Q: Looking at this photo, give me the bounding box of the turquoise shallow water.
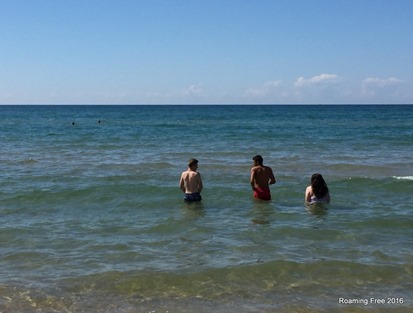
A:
[0,105,412,312]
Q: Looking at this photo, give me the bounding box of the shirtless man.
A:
[179,158,203,202]
[250,155,276,201]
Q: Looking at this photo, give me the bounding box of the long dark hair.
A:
[311,173,329,198]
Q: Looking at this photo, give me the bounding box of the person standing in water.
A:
[250,155,276,201]
[179,158,203,202]
[305,173,330,203]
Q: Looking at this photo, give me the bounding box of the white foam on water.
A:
[393,176,413,180]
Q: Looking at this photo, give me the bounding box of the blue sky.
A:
[1,0,412,104]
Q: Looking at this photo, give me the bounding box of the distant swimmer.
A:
[305,173,330,203]
[72,122,75,126]
[250,155,276,201]
[179,158,203,202]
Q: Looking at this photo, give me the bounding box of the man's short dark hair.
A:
[188,158,199,168]
[253,155,263,165]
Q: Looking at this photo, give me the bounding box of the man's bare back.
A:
[180,170,202,193]
[250,165,275,189]
[179,159,203,202]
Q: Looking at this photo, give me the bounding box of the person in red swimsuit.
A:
[250,155,276,201]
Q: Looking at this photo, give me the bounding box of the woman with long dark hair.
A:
[305,173,330,203]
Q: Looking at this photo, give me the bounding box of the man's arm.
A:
[179,173,186,193]
[197,173,203,193]
[269,168,276,185]
[250,168,256,190]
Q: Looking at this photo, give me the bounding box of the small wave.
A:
[20,158,37,164]
[392,176,413,180]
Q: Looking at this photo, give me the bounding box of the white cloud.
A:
[181,84,203,96]
[245,80,281,97]
[361,77,404,98]
[290,73,343,103]
[294,73,339,88]
[362,77,403,89]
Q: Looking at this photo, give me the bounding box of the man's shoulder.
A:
[252,165,268,171]
[186,170,199,176]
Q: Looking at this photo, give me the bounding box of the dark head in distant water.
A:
[311,173,329,198]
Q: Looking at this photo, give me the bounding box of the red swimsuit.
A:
[253,187,271,201]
